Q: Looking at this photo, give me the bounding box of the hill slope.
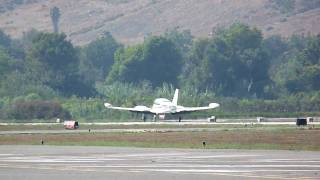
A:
[0,0,319,45]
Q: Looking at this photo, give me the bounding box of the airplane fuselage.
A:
[150,98,177,114]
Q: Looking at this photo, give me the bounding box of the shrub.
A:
[9,100,71,120]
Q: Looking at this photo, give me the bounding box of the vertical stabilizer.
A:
[172,89,179,106]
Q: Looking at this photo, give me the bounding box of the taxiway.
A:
[0,145,319,180]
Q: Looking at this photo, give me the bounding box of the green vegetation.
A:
[107,36,182,86]
[0,24,320,122]
[1,128,319,151]
[8,100,70,120]
[80,32,121,85]
[181,24,269,98]
[50,7,61,33]
[271,0,296,14]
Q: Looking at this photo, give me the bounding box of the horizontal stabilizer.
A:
[104,103,112,107]
[209,103,220,108]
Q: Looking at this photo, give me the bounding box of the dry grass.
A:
[1,128,320,150]
[0,0,319,45]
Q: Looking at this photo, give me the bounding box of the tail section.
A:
[172,89,179,106]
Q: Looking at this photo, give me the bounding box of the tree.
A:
[143,36,183,86]
[50,7,61,33]
[179,38,211,88]
[273,34,320,94]
[164,28,193,58]
[107,44,144,84]
[262,35,288,60]
[26,33,83,96]
[9,100,71,120]
[0,47,13,84]
[182,24,270,98]
[18,29,40,50]
[7,29,41,60]
[107,36,182,87]
[80,32,121,84]
[296,35,320,91]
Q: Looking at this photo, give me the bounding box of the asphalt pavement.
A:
[0,145,319,180]
[1,120,319,135]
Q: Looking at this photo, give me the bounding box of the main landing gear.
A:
[142,114,146,122]
[151,114,182,122]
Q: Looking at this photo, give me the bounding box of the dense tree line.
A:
[107,36,182,86]
[181,24,270,98]
[0,23,320,121]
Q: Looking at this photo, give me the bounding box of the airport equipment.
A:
[307,117,314,123]
[208,116,216,122]
[64,121,79,129]
[257,117,265,123]
[296,118,307,126]
[202,141,206,148]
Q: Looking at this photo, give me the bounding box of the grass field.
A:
[1,124,319,151]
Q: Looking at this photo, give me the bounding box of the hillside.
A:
[0,0,319,45]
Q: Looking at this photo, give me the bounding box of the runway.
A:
[1,120,320,135]
[0,146,319,180]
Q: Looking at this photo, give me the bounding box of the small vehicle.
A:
[63,121,79,129]
[208,116,216,122]
[296,118,307,126]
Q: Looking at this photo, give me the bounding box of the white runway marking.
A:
[256,159,320,163]
[0,150,319,180]
[132,168,320,173]
[134,165,317,168]
[183,154,261,158]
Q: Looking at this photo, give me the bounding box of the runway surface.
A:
[1,121,319,135]
[0,146,319,180]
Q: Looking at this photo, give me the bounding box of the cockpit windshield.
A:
[153,98,171,105]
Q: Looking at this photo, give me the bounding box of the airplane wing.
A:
[175,103,220,113]
[104,103,152,114]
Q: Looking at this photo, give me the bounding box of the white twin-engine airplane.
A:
[104,89,220,120]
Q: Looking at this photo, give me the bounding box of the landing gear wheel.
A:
[142,114,146,122]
